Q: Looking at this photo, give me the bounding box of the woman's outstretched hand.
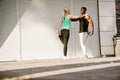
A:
[56,28,61,35]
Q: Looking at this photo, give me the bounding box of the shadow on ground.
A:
[0,60,120,80]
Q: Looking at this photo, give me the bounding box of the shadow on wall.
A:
[0,0,32,48]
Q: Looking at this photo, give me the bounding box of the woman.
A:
[56,8,83,60]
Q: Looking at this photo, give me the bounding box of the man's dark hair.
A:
[81,7,87,11]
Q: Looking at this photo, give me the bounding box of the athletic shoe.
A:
[62,56,70,60]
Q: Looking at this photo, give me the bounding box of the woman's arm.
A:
[56,17,63,35]
[68,15,83,20]
[56,20,63,30]
[56,16,63,30]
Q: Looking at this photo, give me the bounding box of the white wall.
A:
[20,0,71,60]
[70,0,100,58]
[99,0,116,55]
[0,0,100,61]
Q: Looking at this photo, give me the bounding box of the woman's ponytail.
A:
[63,8,68,20]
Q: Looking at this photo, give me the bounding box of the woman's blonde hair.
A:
[62,8,69,20]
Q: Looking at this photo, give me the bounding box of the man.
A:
[72,7,94,59]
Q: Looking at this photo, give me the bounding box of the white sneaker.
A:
[62,56,70,60]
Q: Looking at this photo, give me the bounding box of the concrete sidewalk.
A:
[0,57,120,80]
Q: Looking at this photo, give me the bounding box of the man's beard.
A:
[81,12,85,15]
[81,13,84,15]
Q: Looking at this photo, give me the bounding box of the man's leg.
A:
[79,32,88,58]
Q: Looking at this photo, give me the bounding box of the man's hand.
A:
[88,30,94,36]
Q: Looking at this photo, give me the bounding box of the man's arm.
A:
[70,18,79,22]
[86,15,94,35]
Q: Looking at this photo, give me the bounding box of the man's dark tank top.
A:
[79,17,89,33]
